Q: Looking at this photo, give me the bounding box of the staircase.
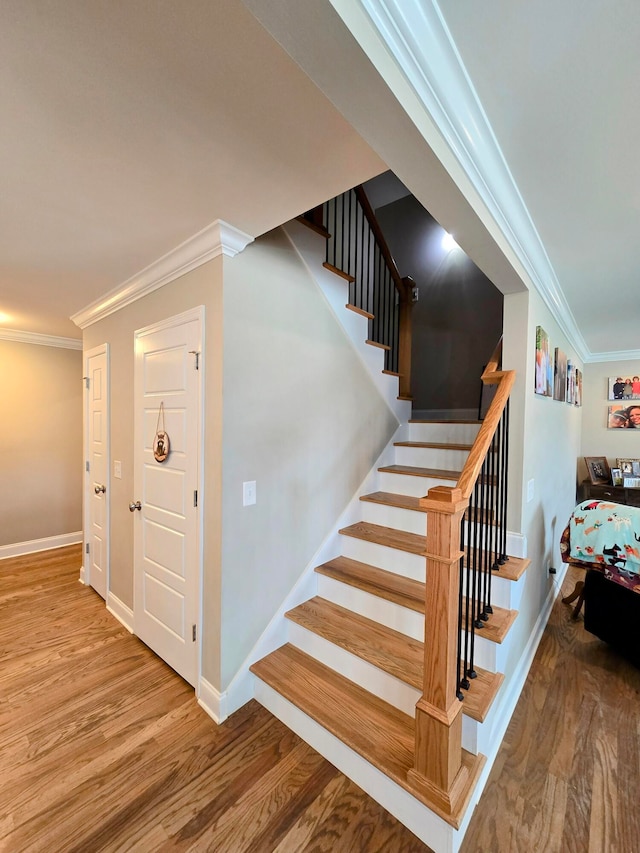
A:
[251,419,529,852]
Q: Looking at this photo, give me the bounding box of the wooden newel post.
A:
[408,484,469,813]
[398,276,415,400]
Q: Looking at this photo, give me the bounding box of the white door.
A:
[133,308,203,687]
[85,344,109,600]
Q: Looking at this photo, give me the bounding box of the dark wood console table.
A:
[578,480,640,508]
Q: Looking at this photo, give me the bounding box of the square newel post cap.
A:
[419,486,468,515]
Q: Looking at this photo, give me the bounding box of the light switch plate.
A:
[243,480,256,506]
[114,460,122,479]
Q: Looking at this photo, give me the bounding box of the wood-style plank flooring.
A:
[2,550,639,851]
[0,546,426,852]
[460,564,640,853]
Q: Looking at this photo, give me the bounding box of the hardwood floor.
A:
[2,550,639,852]
[460,564,640,853]
[0,546,427,852]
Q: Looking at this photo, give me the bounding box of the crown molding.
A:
[583,348,640,365]
[0,329,82,350]
[71,219,254,330]
[337,0,589,361]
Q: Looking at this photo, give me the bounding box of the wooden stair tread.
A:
[467,603,518,644]
[493,555,530,582]
[360,491,427,513]
[378,464,461,481]
[250,644,483,827]
[322,261,355,283]
[285,597,503,722]
[295,215,330,239]
[365,339,391,351]
[382,369,401,377]
[339,521,425,555]
[394,440,474,451]
[315,556,424,612]
[286,597,423,689]
[317,552,518,645]
[345,303,374,320]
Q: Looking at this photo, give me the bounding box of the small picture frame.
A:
[611,467,623,486]
[584,456,611,485]
[617,458,640,476]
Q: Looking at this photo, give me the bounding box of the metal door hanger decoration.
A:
[153,402,170,463]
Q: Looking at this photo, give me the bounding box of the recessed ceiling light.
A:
[441,232,459,252]
[0,312,11,324]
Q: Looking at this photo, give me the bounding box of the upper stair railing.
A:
[302,187,416,399]
[409,338,515,818]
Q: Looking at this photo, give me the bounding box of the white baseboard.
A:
[505,531,527,559]
[0,530,82,560]
[106,592,134,633]
[79,564,87,584]
[198,676,228,725]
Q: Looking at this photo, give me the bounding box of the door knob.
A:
[94,484,106,494]
[129,501,142,512]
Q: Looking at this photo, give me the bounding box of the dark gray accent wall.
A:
[376,194,503,413]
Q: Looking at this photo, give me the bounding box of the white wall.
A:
[580,358,640,483]
[0,341,82,548]
[502,288,583,676]
[220,228,399,688]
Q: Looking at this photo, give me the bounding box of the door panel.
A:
[133,311,202,687]
[86,346,109,600]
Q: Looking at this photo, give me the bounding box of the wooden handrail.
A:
[354,186,406,296]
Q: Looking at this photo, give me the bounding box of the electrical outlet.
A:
[243,481,256,506]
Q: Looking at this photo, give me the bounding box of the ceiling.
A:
[0,0,384,339]
[1,0,637,360]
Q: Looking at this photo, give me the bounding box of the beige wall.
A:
[220,228,399,688]
[0,340,82,547]
[83,259,224,685]
[580,358,640,483]
[503,288,583,676]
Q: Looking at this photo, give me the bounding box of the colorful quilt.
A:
[560,500,640,593]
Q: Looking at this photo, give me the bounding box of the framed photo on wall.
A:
[609,376,640,401]
[584,456,611,485]
[535,326,553,397]
[554,347,567,402]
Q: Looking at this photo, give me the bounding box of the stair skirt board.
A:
[254,679,463,853]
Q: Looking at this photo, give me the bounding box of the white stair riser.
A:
[288,622,420,718]
[394,446,470,470]
[460,570,517,611]
[408,422,480,443]
[359,500,427,536]
[317,574,424,639]
[287,622,481,756]
[253,680,457,853]
[378,472,452,497]
[340,536,425,581]
[317,575,503,672]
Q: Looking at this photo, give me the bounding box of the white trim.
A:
[0,531,82,560]
[197,677,228,725]
[584,348,640,364]
[79,564,86,584]
[505,532,526,560]
[331,0,590,362]
[107,592,134,633]
[71,220,253,329]
[0,329,82,350]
